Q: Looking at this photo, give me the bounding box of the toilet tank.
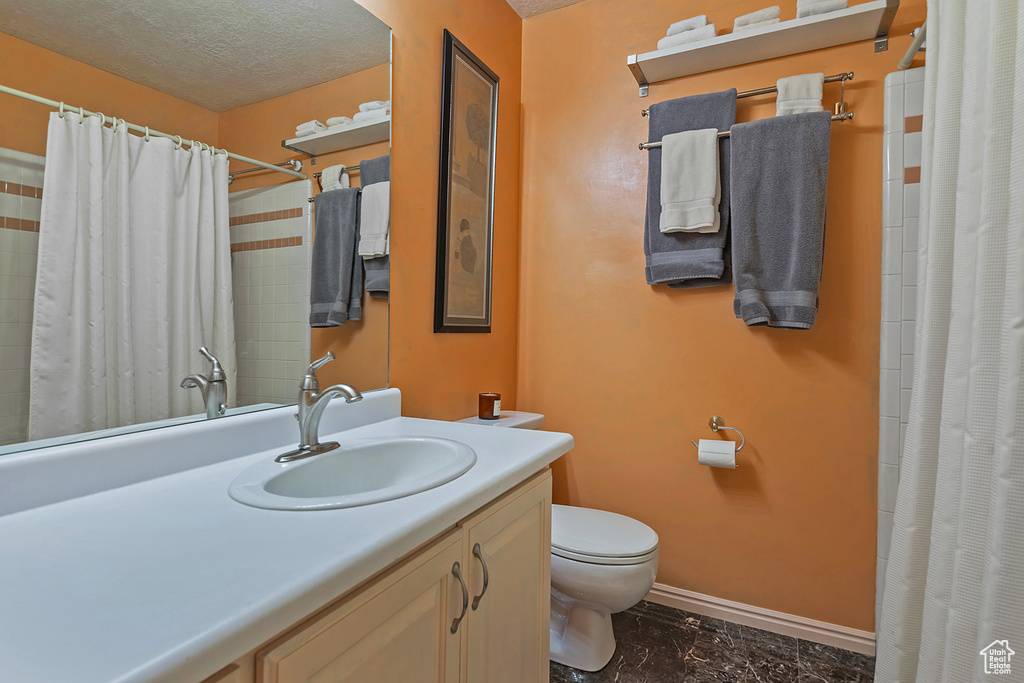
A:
[455,411,545,430]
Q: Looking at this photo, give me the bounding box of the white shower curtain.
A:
[28,112,236,440]
[875,0,1024,680]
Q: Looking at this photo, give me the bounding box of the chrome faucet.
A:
[276,351,363,463]
[180,347,228,419]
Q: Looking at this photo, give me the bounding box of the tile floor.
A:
[549,601,875,682]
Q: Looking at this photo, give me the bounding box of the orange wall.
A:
[0,33,218,156]
[358,0,524,420]
[519,0,925,630]
[218,64,393,392]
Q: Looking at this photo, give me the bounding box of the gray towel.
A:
[360,154,391,298]
[729,111,831,329]
[644,89,737,288]
[310,188,363,326]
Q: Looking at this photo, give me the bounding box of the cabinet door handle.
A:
[450,561,469,634]
[471,543,489,610]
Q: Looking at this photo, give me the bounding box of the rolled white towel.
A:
[796,0,847,18]
[735,17,780,31]
[776,73,825,116]
[353,108,390,123]
[734,6,781,28]
[657,23,716,50]
[295,119,326,133]
[295,126,325,138]
[322,173,350,191]
[358,100,390,113]
[326,116,354,127]
[666,15,707,37]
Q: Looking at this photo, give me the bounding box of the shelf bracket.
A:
[627,55,650,98]
[874,0,900,52]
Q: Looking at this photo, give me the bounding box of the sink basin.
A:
[229,436,477,511]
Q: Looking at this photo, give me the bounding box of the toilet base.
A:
[549,593,616,672]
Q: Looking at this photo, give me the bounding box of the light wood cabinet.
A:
[245,470,552,683]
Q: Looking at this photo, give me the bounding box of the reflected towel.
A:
[327,116,354,127]
[353,108,390,124]
[310,188,362,326]
[360,155,391,297]
[358,100,390,113]
[358,181,390,258]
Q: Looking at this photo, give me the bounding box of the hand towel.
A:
[319,164,350,191]
[295,127,323,138]
[736,18,781,30]
[358,181,390,258]
[644,89,737,288]
[353,108,390,124]
[358,100,390,113]
[660,128,721,233]
[729,111,831,329]
[327,116,354,127]
[310,188,363,327]
[666,15,707,36]
[734,6,781,28]
[360,155,391,297]
[320,172,349,191]
[796,0,847,17]
[295,120,326,133]
[776,73,825,116]
[657,24,717,50]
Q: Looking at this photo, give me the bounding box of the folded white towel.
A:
[295,120,326,132]
[326,116,354,127]
[358,100,390,113]
[295,127,325,138]
[322,173,349,191]
[353,108,390,124]
[796,0,847,17]
[735,17,781,30]
[734,6,781,27]
[660,128,721,234]
[776,73,825,116]
[320,164,351,191]
[657,24,717,50]
[666,15,707,36]
[358,181,391,258]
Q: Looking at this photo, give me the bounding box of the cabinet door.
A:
[258,529,465,683]
[461,470,552,683]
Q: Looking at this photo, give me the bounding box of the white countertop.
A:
[0,393,573,683]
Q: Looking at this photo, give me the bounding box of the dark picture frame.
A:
[433,29,498,333]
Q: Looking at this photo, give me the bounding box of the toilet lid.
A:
[551,505,659,560]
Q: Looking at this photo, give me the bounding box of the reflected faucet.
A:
[276,351,363,463]
[180,347,228,419]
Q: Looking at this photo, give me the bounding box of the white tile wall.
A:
[0,148,43,447]
[877,68,925,629]
[229,181,312,406]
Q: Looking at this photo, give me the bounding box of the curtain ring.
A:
[174,135,183,149]
[144,126,151,142]
[94,112,106,127]
[78,105,85,122]
[58,102,65,118]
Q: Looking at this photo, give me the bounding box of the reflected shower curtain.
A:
[875,0,1024,680]
[28,112,236,440]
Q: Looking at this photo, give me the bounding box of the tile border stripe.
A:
[0,216,41,233]
[230,235,303,253]
[229,207,304,227]
[1,181,43,199]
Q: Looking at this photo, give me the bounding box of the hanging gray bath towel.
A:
[310,187,363,326]
[729,111,831,329]
[644,89,737,288]
[360,154,390,299]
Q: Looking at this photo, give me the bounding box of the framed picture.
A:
[434,29,498,333]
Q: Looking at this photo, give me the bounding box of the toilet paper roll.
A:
[698,439,736,468]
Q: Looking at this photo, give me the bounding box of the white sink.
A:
[228,436,477,511]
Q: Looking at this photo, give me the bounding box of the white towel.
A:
[735,18,781,31]
[295,126,326,138]
[295,120,326,133]
[358,181,390,258]
[796,0,847,18]
[666,15,707,36]
[776,73,825,116]
[322,173,349,191]
[734,6,781,28]
[660,128,721,234]
[358,100,390,113]
[657,24,717,50]
[353,108,390,124]
[320,164,351,191]
[327,116,354,127]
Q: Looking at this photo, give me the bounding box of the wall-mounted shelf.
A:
[281,116,390,158]
[627,0,898,96]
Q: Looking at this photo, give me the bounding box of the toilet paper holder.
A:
[690,416,745,451]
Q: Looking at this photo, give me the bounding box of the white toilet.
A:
[456,411,660,672]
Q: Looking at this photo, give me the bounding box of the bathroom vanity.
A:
[0,389,573,683]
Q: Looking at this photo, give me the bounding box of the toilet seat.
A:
[551,505,659,566]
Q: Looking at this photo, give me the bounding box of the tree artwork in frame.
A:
[434,29,498,333]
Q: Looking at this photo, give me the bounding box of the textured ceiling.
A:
[0,0,390,112]
[504,0,588,18]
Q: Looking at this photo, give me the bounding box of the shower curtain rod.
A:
[0,83,308,180]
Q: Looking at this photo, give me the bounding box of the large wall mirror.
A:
[0,1,391,456]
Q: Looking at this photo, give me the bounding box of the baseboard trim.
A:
[644,583,876,656]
